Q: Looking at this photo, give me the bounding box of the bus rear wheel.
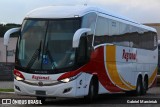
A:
[142,77,148,95]
[135,77,143,96]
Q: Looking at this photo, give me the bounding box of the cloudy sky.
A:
[0,0,160,24]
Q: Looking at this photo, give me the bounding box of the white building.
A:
[0,37,17,63]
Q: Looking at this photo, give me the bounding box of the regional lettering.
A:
[122,49,137,62]
[32,75,50,80]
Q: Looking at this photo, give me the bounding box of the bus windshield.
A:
[17,18,81,70]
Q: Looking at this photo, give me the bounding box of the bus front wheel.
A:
[84,77,98,103]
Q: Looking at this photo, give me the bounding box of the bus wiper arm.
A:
[26,41,42,69]
[45,42,57,69]
[46,50,57,69]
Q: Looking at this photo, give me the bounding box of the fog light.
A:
[15,85,21,91]
[63,88,72,93]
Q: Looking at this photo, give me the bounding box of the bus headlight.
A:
[60,78,70,83]
[60,73,82,83]
[14,69,25,81]
[15,76,24,81]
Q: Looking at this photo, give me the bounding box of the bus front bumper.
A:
[14,79,77,98]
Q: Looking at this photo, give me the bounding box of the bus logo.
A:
[32,75,50,80]
[38,81,44,86]
[122,49,137,62]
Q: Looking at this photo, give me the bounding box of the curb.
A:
[0,92,15,94]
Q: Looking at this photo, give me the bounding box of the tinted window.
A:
[94,16,157,50]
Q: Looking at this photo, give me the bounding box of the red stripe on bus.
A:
[58,46,122,92]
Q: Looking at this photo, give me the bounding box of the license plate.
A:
[36,90,46,95]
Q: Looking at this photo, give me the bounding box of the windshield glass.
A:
[18,18,81,70]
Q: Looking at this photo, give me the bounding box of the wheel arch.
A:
[85,74,99,96]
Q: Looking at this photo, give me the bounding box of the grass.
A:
[0,89,14,92]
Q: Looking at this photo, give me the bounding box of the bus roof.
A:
[25,5,156,32]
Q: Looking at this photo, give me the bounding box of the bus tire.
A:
[84,77,98,103]
[142,76,148,95]
[37,97,46,104]
[135,76,143,96]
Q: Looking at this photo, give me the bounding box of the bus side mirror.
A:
[4,27,20,46]
[72,28,91,48]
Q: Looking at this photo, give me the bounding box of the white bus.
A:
[4,5,158,103]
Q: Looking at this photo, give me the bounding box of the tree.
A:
[0,23,21,37]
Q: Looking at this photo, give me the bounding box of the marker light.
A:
[74,15,79,18]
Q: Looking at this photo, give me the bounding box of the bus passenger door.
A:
[75,37,89,96]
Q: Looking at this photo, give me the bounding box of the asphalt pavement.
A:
[0,86,160,107]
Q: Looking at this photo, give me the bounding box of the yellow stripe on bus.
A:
[149,67,157,86]
[106,45,133,90]
[119,74,136,89]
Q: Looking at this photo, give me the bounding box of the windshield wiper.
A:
[45,42,57,69]
[26,40,42,69]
